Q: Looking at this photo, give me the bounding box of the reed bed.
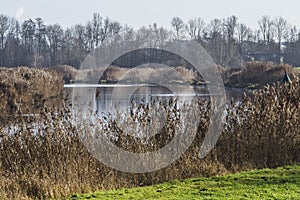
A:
[0,65,300,199]
[223,61,300,88]
[0,67,64,123]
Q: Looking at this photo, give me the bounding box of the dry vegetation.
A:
[0,67,64,123]
[55,62,300,89]
[222,61,300,88]
[0,63,300,199]
[54,65,199,84]
[52,65,78,84]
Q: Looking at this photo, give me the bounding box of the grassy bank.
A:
[67,165,300,200]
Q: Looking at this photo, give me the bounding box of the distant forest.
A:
[1,13,300,68]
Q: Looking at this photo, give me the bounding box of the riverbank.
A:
[67,165,300,200]
[55,61,300,89]
[1,63,300,199]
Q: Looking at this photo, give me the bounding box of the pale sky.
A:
[1,0,300,30]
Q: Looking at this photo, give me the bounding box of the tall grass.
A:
[0,64,300,199]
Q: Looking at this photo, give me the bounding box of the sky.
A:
[1,0,300,30]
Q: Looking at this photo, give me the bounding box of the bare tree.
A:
[3,12,300,68]
[224,15,237,41]
[138,24,157,48]
[287,25,298,43]
[4,18,22,66]
[158,26,171,47]
[109,21,122,36]
[108,21,122,45]
[209,18,223,39]
[186,17,205,42]
[273,17,289,47]
[61,28,76,66]
[33,18,47,67]
[0,14,9,65]
[206,19,225,66]
[92,13,102,47]
[151,23,159,48]
[135,23,170,48]
[258,15,273,44]
[100,17,110,44]
[121,25,137,49]
[171,17,185,42]
[136,26,151,47]
[35,18,46,57]
[272,17,290,63]
[21,18,36,66]
[85,21,94,51]
[237,23,250,43]
[46,24,63,66]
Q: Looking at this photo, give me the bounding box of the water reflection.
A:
[66,84,250,115]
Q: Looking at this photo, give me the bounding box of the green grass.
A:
[65,165,300,200]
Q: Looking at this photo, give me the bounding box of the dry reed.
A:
[0,64,300,199]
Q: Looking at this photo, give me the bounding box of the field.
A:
[67,165,300,200]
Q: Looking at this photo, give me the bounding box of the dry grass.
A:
[0,65,300,199]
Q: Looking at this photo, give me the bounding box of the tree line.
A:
[1,13,300,68]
